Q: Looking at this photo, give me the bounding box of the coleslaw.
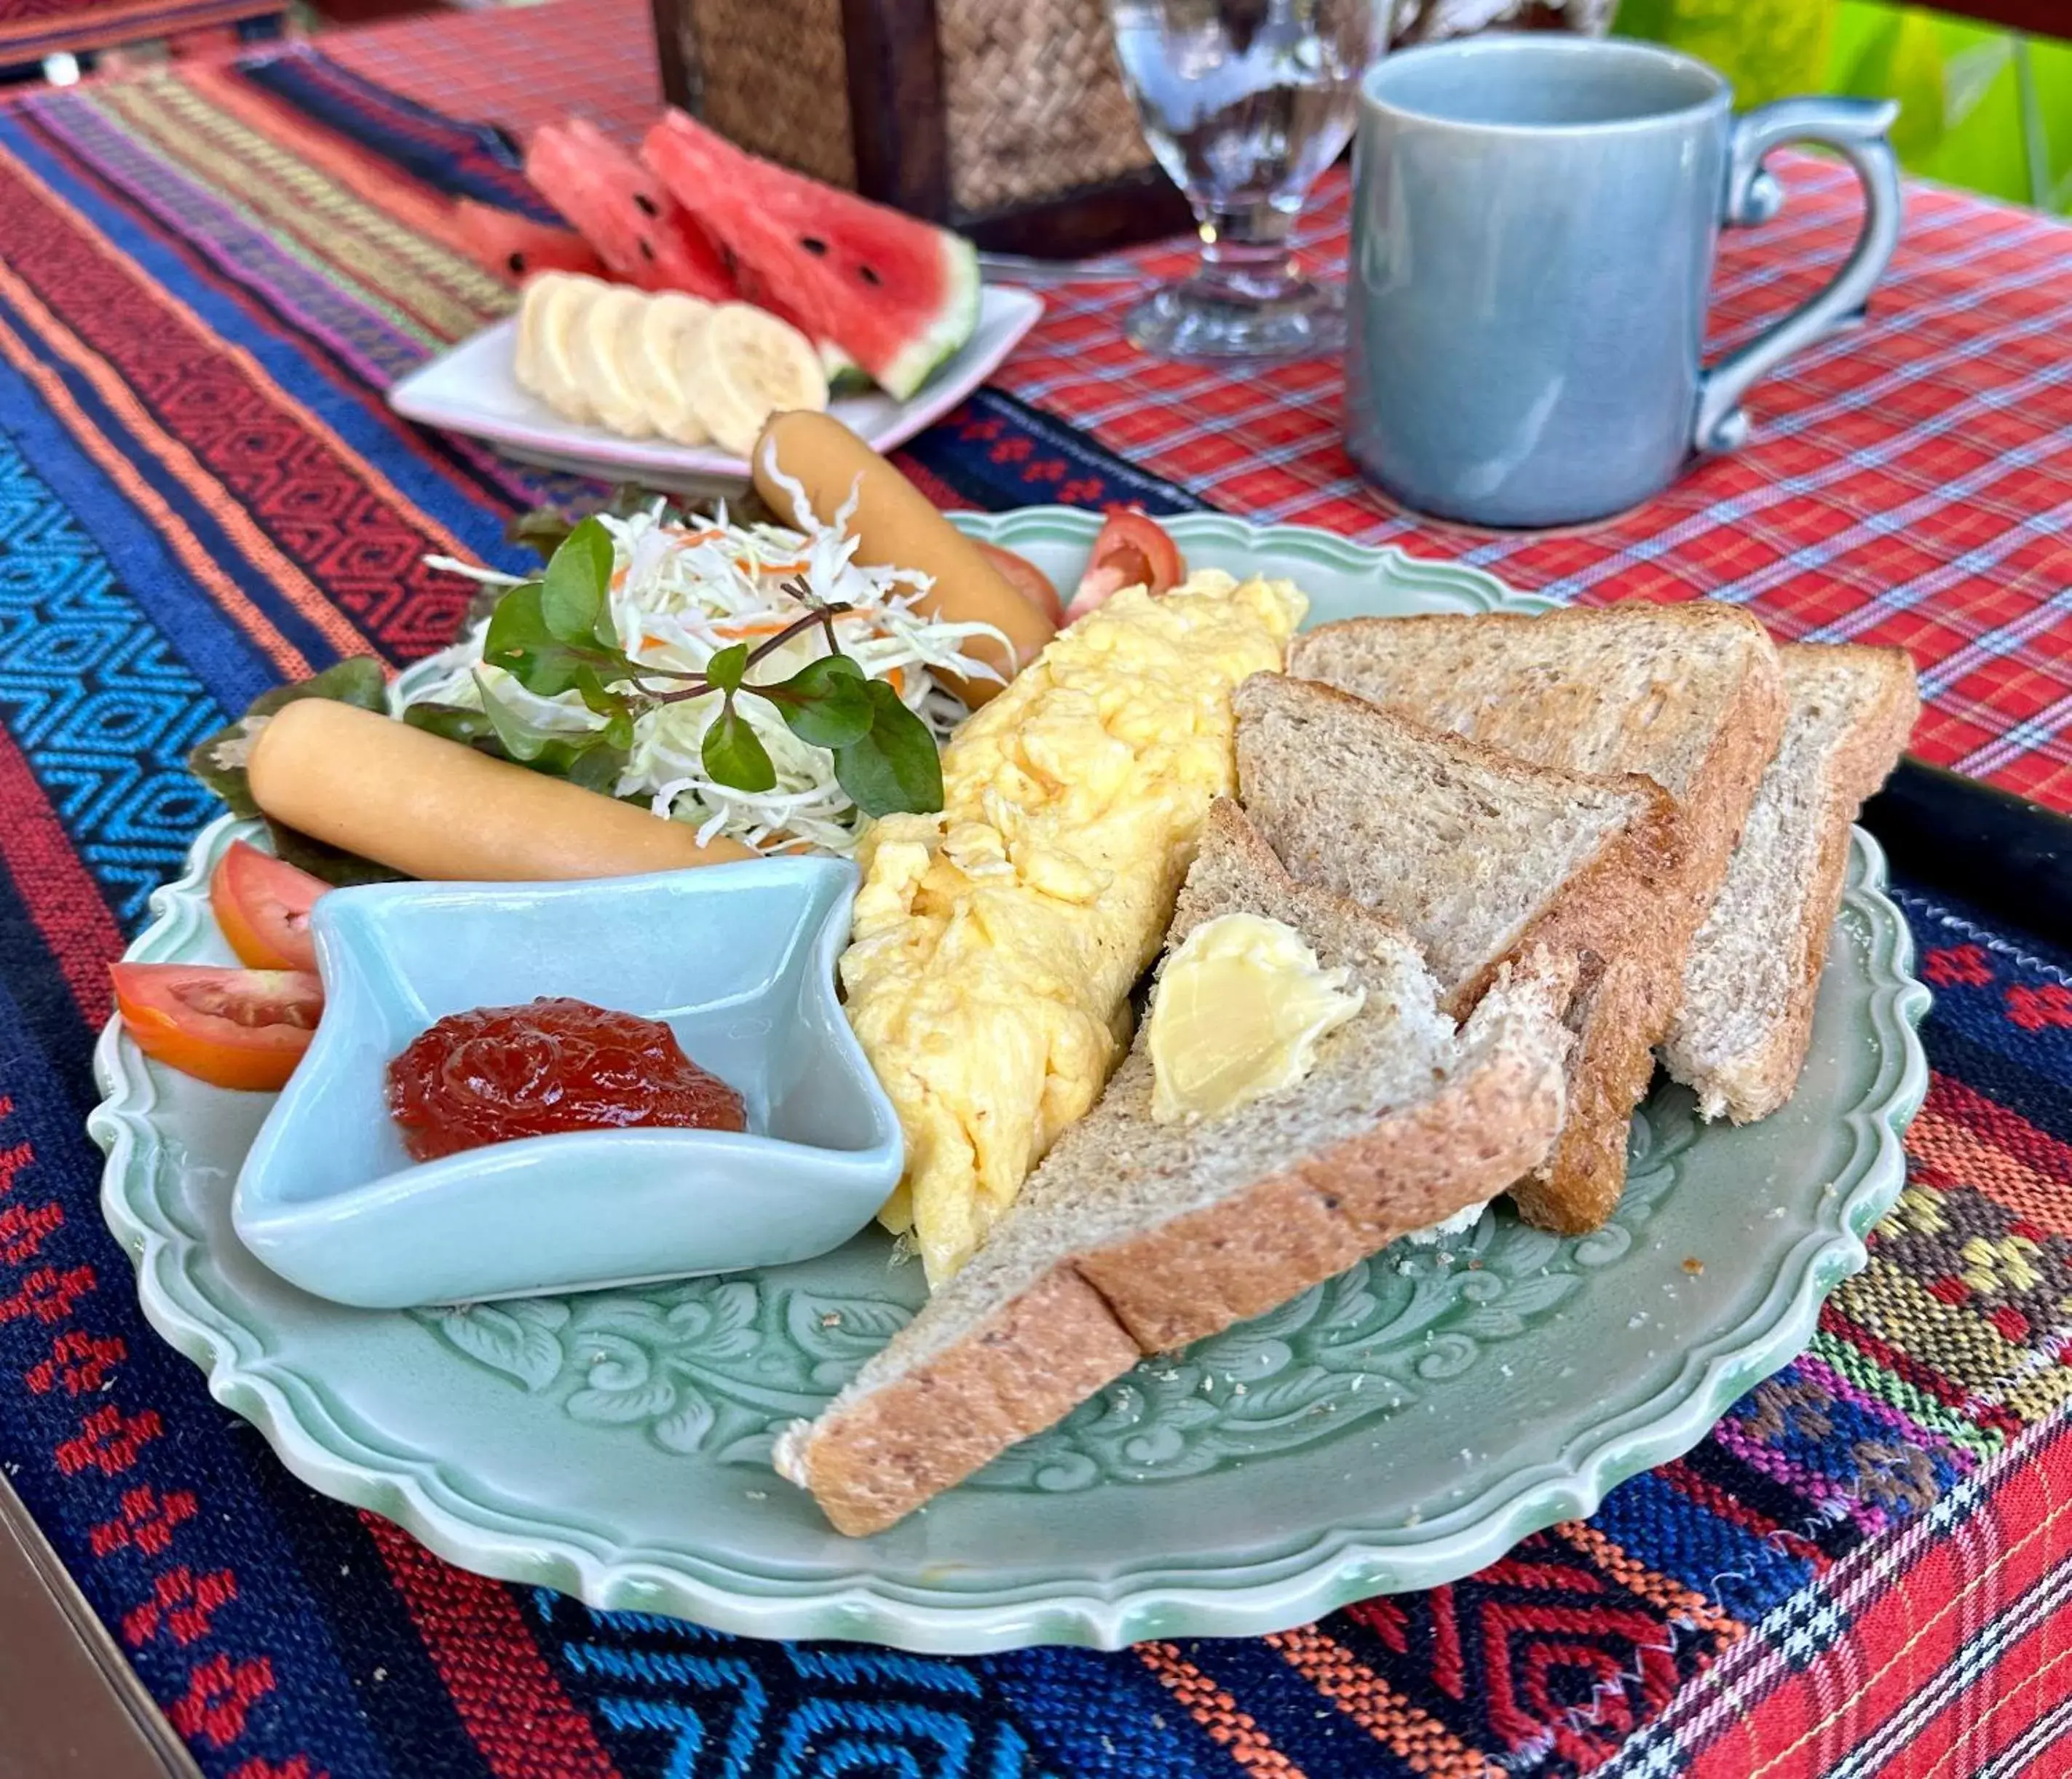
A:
[416,491,1007,855]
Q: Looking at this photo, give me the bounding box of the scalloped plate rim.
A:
[90,508,1931,1652]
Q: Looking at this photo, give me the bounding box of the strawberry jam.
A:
[387,997,746,1162]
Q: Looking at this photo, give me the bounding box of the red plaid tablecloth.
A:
[0,0,274,62]
[333,0,2072,815]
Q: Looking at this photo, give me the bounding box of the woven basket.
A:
[655,0,1188,255]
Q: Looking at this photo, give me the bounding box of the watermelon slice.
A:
[451,200,605,281]
[524,119,738,303]
[641,111,980,403]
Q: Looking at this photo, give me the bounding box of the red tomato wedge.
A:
[976,542,1064,627]
[1064,510,1187,622]
[111,964,323,1093]
[210,841,327,973]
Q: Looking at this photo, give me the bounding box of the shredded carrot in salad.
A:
[414,493,1006,857]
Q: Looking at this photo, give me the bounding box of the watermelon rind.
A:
[640,112,983,405]
[871,231,981,403]
[819,340,872,396]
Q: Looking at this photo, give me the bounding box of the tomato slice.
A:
[1065,510,1187,622]
[976,542,1064,627]
[210,840,326,972]
[111,964,323,1092]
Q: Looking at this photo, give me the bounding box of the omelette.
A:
[839,569,1308,1283]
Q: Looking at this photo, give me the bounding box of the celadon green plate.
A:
[90,510,1931,1653]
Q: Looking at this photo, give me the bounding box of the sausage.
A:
[753,411,1055,702]
[247,700,756,881]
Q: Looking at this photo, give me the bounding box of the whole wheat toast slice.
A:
[1286,601,1785,995]
[775,801,1573,1537]
[1234,673,1683,1234]
[1662,644,1918,1121]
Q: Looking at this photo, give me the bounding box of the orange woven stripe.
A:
[0,136,489,574]
[0,304,313,679]
[1134,1641,1307,1779]
[181,63,484,252]
[1907,1104,2072,1240]
[1265,1624,1502,1778]
[1551,1521,1741,1639]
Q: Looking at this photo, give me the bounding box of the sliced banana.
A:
[570,285,654,437]
[530,274,605,424]
[636,292,712,444]
[684,302,829,459]
[513,274,557,395]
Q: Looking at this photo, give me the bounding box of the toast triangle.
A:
[1663,643,1918,1120]
[1286,601,1786,994]
[775,801,1573,1536]
[1233,672,1684,1233]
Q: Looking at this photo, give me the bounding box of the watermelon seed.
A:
[507,252,526,275]
[639,239,655,261]
[800,236,829,257]
[633,193,658,217]
[858,264,883,287]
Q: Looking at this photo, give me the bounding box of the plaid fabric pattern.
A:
[0,19,2067,1779]
[320,0,663,148]
[0,0,276,63]
[332,0,2072,815]
[993,167,2072,813]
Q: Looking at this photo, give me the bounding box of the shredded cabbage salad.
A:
[416,488,1006,855]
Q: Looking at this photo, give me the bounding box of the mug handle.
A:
[1692,98,1903,455]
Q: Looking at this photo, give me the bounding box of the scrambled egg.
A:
[839,571,1308,1283]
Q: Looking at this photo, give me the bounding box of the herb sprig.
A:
[406,518,944,818]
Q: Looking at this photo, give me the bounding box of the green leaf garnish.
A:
[769,654,871,749]
[483,583,588,699]
[454,563,946,822]
[557,742,626,796]
[478,675,584,764]
[703,642,750,694]
[401,701,498,748]
[540,518,612,644]
[833,681,944,817]
[701,700,776,793]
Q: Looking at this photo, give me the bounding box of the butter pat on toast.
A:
[775,802,1573,1537]
[1662,644,1918,1121]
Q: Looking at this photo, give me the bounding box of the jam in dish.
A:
[387,997,746,1162]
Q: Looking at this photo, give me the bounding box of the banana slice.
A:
[636,293,712,445]
[571,285,654,437]
[513,274,557,395]
[530,274,605,424]
[685,302,829,459]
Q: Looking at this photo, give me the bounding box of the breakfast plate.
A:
[92,510,1929,1652]
[387,285,1043,491]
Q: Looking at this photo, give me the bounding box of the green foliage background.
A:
[1615,1,2072,211]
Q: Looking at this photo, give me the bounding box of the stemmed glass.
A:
[1105,0,1392,360]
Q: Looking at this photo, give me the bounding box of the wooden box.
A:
[648,0,1194,257]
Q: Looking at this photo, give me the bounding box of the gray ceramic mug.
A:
[1344,35,1902,528]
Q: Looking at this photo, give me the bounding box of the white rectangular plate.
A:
[386,284,1043,490]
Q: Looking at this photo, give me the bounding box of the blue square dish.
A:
[232,858,901,1309]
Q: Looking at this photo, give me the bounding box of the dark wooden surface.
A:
[963,167,1194,259]
[0,1473,195,1779]
[1861,755,2072,942]
[649,0,691,110]
[1917,0,2072,39]
[838,0,952,220]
